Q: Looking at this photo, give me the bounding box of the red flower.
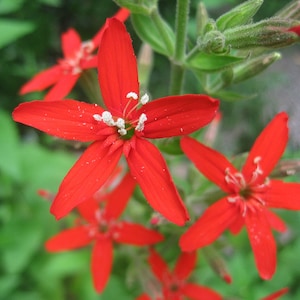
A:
[13,18,219,225]
[180,112,300,279]
[142,248,222,300]
[19,8,130,101]
[45,172,163,293]
[261,288,289,300]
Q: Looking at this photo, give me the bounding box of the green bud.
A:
[224,18,300,49]
[232,52,281,84]
[113,0,157,15]
[196,2,209,36]
[216,0,263,31]
[199,30,226,53]
[275,0,300,20]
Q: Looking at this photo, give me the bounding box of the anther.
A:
[136,113,147,131]
[126,92,138,100]
[140,93,149,105]
[93,114,102,121]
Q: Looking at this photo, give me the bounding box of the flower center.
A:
[92,91,149,139]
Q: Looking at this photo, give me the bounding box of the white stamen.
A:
[227,196,238,203]
[115,118,125,128]
[140,93,149,105]
[126,92,138,100]
[102,111,115,126]
[93,114,102,121]
[118,128,127,136]
[136,113,147,131]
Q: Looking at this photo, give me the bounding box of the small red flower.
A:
[13,18,219,225]
[180,112,300,279]
[141,248,222,300]
[45,172,163,293]
[19,8,130,100]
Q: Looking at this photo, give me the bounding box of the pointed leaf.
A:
[242,112,288,184]
[180,197,238,251]
[245,208,277,280]
[126,138,189,226]
[91,238,113,293]
[50,141,122,219]
[12,100,109,142]
[181,136,237,193]
[98,18,139,115]
[45,226,92,251]
[141,95,219,138]
[114,222,163,245]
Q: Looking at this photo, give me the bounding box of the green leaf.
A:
[186,52,245,72]
[0,19,35,48]
[158,137,183,155]
[0,275,19,299]
[211,90,256,102]
[38,0,62,7]
[113,0,157,15]
[0,110,21,181]
[99,275,131,300]
[131,13,175,56]
[0,0,24,14]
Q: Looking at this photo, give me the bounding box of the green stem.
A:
[169,0,190,94]
[150,8,174,56]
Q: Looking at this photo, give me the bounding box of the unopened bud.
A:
[138,43,153,89]
[275,0,300,20]
[271,159,300,178]
[232,52,281,84]
[199,30,226,53]
[216,0,263,31]
[224,18,300,49]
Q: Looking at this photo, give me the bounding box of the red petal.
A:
[245,208,277,280]
[288,25,300,35]
[135,294,151,300]
[114,222,164,245]
[92,8,130,49]
[12,100,109,142]
[19,65,62,95]
[174,251,197,281]
[91,238,113,293]
[242,112,288,184]
[264,209,287,233]
[182,283,222,300]
[105,172,136,220]
[98,18,139,115]
[44,73,80,100]
[181,136,237,193]
[76,197,99,223]
[228,215,244,234]
[81,55,98,69]
[266,180,300,210]
[50,141,122,219]
[180,197,238,251]
[61,28,82,59]
[126,138,189,226]
[141,95,219,138]
[45,226,92,251]
[261,287,289,300]
[148,248,170,283]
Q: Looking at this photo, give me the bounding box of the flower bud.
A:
[216,0,263,31]
[232,52,281,84]
[224,18,300,49]
[113,0,157,15]
[199,30,226,53]
[138,43,153,89]
[275,0,300,20]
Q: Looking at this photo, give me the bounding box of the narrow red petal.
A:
[44,73,80,100]
[19,65,62,95]
[174,251,197,281]
[261,287,289,300]
[12,100,109,142]
[135,294,151,300]
[141,95,219,138]
[92,8,130,49]
[242,112,288,184]
[45,226,92,251]
[228,215,244,234]
[148,248,170,283]
[180,197,238,251]
[267,180,300,210]
[81,55,98,69]
[126,138,189,226]
[288,25,300,35]
[182,283,222,300]
[91,238,113,293]
[114,222,164,245]
[181,136,237,193]
[98,18,139,115]
[105,172,136,220]
[76,197,99,223]
[61,28,82,59]
[245,208,277,280]
[50,141,122,219]
[264,209,287,233]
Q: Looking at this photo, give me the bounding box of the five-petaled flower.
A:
[19,8,130,100]
[180,112,300,279]
[137,248,222,300]
[45,172,163,293]
[13,18,219,225]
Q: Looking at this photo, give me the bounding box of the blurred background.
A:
[1,0,300,299]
